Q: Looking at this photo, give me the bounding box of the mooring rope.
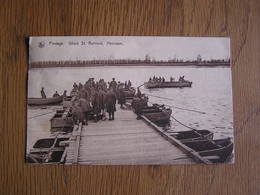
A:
[146,99,202,131]
[170,115,198,131]
[147,99,206,115]
[140,88,207,114]
[169,105,205,114]
[140,90,177,101]
[170,115,218,144]
[28,111,55,119]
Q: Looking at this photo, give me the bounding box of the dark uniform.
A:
[99,89,106,110]
[109,78,117,92]
[71,101,85,124]
[53,91,60,97]
[78,82,83,90]
[99,79,107,91]
[92,89,101,121]
[128,80,132,87]
[80,97,92,123]
[99,89,107,119]
[73,82,78,90]
[136,88,142,98]
[41,88,46,98]
[118,88,126,108]
[105,90,116,120]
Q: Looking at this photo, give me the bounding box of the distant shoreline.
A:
[30,62,230,68]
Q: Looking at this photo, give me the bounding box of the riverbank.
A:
[30,62,230,68]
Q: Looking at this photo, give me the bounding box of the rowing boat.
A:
[123,87,136,98]
[28,95,64,106]
[140,104,165,113]
[182,137,233,163]
[144,80,192,89]
[63,96,73,108]
[170,130,214,142]
[26,135,70,164]
[131,96,149,110]
[50,109,74,132]
[142,108,172,124]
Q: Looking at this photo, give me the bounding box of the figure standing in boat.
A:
[41,87,46,98]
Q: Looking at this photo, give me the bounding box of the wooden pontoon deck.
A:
[65,106,196,165]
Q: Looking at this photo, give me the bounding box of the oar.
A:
[137,83,145,88]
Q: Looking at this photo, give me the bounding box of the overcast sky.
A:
[29,36,230,63]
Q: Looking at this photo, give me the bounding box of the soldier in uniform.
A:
[92,86,101,122]
[53,91,60,97]
[162,77,165,82]
[117,88,126,109]
[99,87,107,120]
[136,87,142,98]
[73,82,78,90]
[78,97,92,125]
[71,99,85,125]
[128,80,132,87]
[98,79,107,91]
[105,88,116,120]
[78,82,83,90]
[109,78,117,92]
[41,87,46,98]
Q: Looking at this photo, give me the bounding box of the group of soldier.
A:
[69,78,133,125]
[149,76,166,83]
[148,75,186,82]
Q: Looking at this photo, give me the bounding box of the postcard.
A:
[26,36,233,165]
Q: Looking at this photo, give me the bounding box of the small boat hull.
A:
[63,96,73,108]
[131,97,149,110]
[123,87,136,98]
[140,105,164,113]
[170,130,214,142]
[50,109,74,132]
[182,138,233,163]
[143,108,172,124]
[144,81,192,89]
[28,95,64,106]
[26,136,70,164]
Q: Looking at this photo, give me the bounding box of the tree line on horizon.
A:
[30,54,230,67]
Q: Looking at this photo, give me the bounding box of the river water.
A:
[28,66,233,139]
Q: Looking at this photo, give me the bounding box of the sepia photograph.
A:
[26,36,233,165]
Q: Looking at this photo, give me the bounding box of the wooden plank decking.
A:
[65,106,195,165]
